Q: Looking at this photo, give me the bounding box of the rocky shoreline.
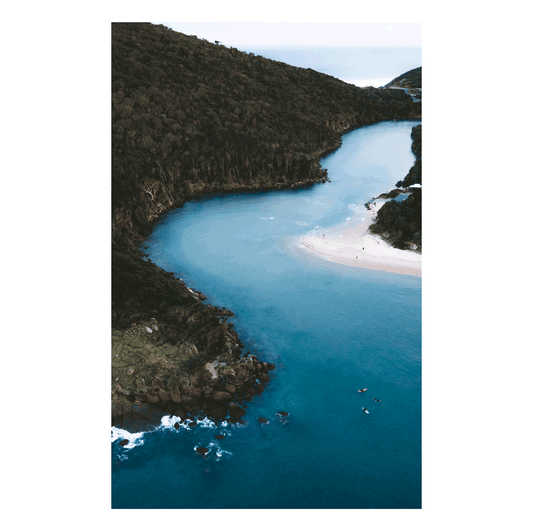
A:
[112,323,276,431]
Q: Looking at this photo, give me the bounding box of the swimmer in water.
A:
[373,398,381,402]
[362,407,369,413]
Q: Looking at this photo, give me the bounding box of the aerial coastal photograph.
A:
[111,21,422,509]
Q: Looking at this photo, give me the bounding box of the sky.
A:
[154,22,422,47]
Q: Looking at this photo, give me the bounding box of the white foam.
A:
[197,417,217,429]
[160,414,182,428]
[111,426,146,449]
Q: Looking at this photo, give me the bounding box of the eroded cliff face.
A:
[111,23,422,427]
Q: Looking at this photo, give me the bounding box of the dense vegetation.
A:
[384,67,422,89]
[369,125,422,250]
[111,23,421,405]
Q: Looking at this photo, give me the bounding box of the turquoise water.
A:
[112,120,421,509]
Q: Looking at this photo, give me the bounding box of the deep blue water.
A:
[112,120,421,509]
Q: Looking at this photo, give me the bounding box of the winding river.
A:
[112,120,422,509]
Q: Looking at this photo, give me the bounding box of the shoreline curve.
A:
[300,200,421,277]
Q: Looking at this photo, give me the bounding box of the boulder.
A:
[258,417,269,424]
[209,405,228,420]
[170,389,183,403]
[211,390,233,402]
[145,391,160,404]
[172,407,187,420]
[173,423,180,430]
[180,386,193,396]
[157,389,171,402]
[195,446,209,457]
[181,395,200,405]
[214,434,225,440]
[228,402,246,418]
[258,373,270,383]
[223,383,237,394]
[118,439,129,446]
[277,411,290,417]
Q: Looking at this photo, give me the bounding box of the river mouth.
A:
[113,120,422,509]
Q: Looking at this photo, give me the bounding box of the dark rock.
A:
[267,363,276,370]
[258,417,269,424]
[196,446,209,457]
[242,378,256,390]
[223,383,237,394]
[228,402,246,418]
[227,417,245,425]
[157,389,171,402]
[277,411,290,417]
[209,405,228,420]
[211,390,233,402]
[183,404,201,415]
[145,390,160,404]
[180,386,193,396]
[119,439,129,446]
[172,407,187,420]
[170,389,182,403]
[214,434,225,440]
[174,423,180,430]
[258,372,270,383]
[182,395,200,405]
[188,420,197,427]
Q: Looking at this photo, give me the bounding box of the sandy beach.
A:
[300,200,421,277]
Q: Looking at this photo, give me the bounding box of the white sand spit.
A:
[300,200,421,277]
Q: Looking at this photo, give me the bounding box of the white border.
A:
[89,0,444,531]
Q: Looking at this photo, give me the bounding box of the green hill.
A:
[384,67,422,89]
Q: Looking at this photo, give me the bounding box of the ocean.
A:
[236,46,421,87]
[112,119,422,509]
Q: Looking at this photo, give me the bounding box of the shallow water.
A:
[112,120,421,509]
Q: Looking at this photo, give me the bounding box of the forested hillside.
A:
[369,124,422,250]
[112,23,420,240]
[111,23,421,425]
[384,67,422,89]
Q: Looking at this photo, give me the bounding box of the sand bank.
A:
[300,200,421,277]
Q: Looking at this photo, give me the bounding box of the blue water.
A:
[238,46,421,87]
[112,120,421,509]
